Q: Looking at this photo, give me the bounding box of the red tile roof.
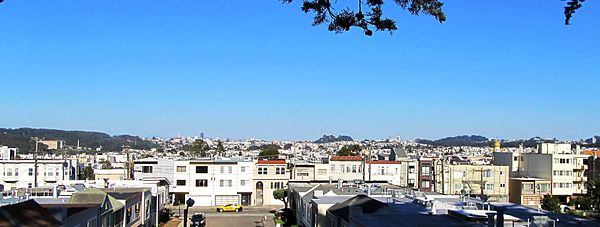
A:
[330,156,363,161]
[366,160,401,164]
[257,160,286,164]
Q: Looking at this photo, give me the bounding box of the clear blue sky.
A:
[0,1,598,141]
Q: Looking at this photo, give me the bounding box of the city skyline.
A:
[1,1,599,140]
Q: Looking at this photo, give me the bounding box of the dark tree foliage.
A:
[337,144,361,156]
[0,128,157,152]
[281,0,589,36]
[565,0,585,25]
[282,0,445,36]
[542,195,561,212]
[259,147,280,157]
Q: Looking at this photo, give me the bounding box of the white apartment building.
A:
[433,162,510,202]
[328,156,364,182]
[253,159,288,206]
[133,158,175,183]
[0,159,78,191]
[172,158,254,206]
[493,143,588,201]
[290,163,330,181]
[365,160,402,185]
[0,146,18,160]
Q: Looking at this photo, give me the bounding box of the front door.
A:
[256,181,264,206]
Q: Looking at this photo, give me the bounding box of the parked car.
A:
[190,212,206,227]
[216,204,243,212]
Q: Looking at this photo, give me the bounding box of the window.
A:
[523,184,534,193]
[297,172,309,177]
[408,179,415,185]
[514,156,518,161]
[421,166,431,176]
[258,167,267,175]
[538,183,549,193]
[276,167,285,174]
[408,166,415,173]
[220,166,225,174]
[454,183,463,191]
[346,165,351,173]
[6,168,12,176]
[271,182,284,189]
[28,168,33,176]
[240,166,246,172]
[330,164,335,173]
[142,166,153,173]
[196,166,208,173]
[352,165,358,173]
[176,180,186,186]
[196,179,208,187]
[483,170,493,178]
[421,180,430,188]
[500,183,506,188]
[176,166,187,172]
[228,166,233,174]
[340,165,345,173]
[240,180,249,186]
[485,184,494,191]
[454,171,465,178]
[220,179,233,187]
[28,183,33,188]
[317,169,327,175]
[14,168,18,176]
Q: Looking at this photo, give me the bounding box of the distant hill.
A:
[0,128,157,153]
[315,135,353,143]
[416,135,490,147]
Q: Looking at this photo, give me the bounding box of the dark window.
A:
[196,179,208,187]
[142,166,153,173]
[176,180,186,186]
[196,166,208,173]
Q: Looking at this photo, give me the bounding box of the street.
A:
[167,205,282,227]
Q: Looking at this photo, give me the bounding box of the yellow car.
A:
[216,204,243,212]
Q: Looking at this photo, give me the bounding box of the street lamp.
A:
[183,198,195,227]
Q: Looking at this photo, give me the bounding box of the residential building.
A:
[102,187,153,227]
[0,146,18,160]
[433,162,510,202]
[328,156,363,182]
[172,158,254,206]
[0,199,62,227]
[0,159,78,191]
[290,162,330,181]
[253,159,288,206]
[68,188,126,227]
[365,160,402,185]
[418,158,434,192]
[95,168,129,182]
[493,143,589,202]
[133,158,175,183]
[508,177,551,208]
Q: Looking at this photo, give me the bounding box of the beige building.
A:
[290,163,329,181]
[493,143,588,201]
[39,140,65,150]
[253,159,288,206]
[434,162,509,202]
[508,177,551,208]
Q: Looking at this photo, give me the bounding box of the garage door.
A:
[186,195,212,206]
[215,195,239,206]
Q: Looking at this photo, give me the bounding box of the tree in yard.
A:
[273,188,289,208]
[189,139,209,158]
[586,179,600,210]
[336,144,361,156]
[216,141,225,155]
[542,195,561,212]
[259,147,280,157]
[82,164,94,180]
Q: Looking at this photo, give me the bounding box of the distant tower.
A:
[200,132,205,139]
[494,140,501,151]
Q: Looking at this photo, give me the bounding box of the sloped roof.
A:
[69,188,124,211]
[327,194,388,222]
[257,160,286,164]
[0,199,62,227]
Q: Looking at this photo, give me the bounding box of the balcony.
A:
[574,165,587,170]
[3,176,18,182]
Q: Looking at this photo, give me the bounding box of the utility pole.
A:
[34,137,39,188]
